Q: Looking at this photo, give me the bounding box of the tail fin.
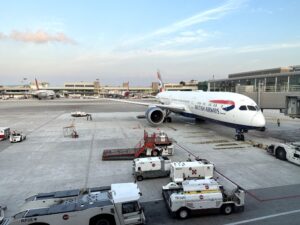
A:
[157,70,165,92]
[35,78,40,90]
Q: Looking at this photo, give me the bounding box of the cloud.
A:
[250,7,273,15]
[0,30,76,44]
[157,29,214,48]
[119,0,245,49]
[236,42,300,53]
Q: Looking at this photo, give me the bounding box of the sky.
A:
[0,0,300,86]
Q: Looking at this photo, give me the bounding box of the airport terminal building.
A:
[0,79,198,98]
[208,66,300,112]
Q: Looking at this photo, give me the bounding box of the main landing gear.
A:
[163,110,172,123]
[235,129,246,141]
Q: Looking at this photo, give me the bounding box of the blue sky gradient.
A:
[0,0,299,85]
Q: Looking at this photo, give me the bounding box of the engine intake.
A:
[145,107,165,125]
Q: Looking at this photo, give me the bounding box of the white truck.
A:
[132,156,171,181]
[162,178,245,219]
[170,160,214,183]
[0,127,10,141]
[267,142,300,165]
[1,183,145,225]
[9,132,26,143]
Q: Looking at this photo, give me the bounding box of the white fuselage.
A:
[157,91,265,130]
[32,90,55,99]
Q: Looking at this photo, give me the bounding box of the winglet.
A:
[35,78,40,90]
[157,70,165,92]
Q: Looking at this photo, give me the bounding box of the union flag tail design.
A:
[157,71,165,92]
[35,78,40,90]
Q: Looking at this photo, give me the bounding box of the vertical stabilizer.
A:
[35,78,40,90]
[157,70,165,92]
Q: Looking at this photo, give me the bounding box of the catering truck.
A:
[132,156,171,181]
[162,178,245,219]
[170,160,214,183]
[267,142,300,165]
[1,183,145,225]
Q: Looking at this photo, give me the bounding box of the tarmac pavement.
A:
[0,99,299,225]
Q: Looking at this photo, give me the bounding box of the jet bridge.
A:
[285,96,300,118]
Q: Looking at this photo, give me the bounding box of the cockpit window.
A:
[239,105,247,111]
[255,106,260,111]
[247,105,257,111]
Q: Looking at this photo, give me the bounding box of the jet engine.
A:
[145,107,166,125]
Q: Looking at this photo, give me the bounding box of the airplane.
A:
[107,71,266,141]
[106,82,131,99]
[31,78,56,100]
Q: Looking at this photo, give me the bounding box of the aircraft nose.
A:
[251,113,266,128]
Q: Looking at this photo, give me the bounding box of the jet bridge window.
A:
[239,105,247,111]
[122,201,139,214]
[247,105,257,111]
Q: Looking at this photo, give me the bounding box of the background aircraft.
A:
[31,79,56,100]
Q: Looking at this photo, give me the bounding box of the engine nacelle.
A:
[145,107,166,125]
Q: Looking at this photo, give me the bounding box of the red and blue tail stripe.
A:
[209,100,235,111]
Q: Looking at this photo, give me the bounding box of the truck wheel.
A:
[222,204,233,215]
[177,208,189,219]
[137,175,143,181]
[276,147,286,160]
[95,219,111,225]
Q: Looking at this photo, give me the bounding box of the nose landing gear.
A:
[235,129,246,141]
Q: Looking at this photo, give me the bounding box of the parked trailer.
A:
[102,130,174,160]
[162,178,245,219]
[170,160,214,183]
[1,183,145,225]
[0,127,10,141]
[132,156,171,181]
[267,142,300,165]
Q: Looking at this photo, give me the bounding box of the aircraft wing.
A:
[104,98,186,113]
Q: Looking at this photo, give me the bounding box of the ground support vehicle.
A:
[267,142,300,165]
[170,160,214,183]
[0,127,10,141]
[102,130,174,160]
[9,132,26,143]
[71,111,88,117]
[132,156,171,181]
[162,178,245,219]
[3,183,145,225]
